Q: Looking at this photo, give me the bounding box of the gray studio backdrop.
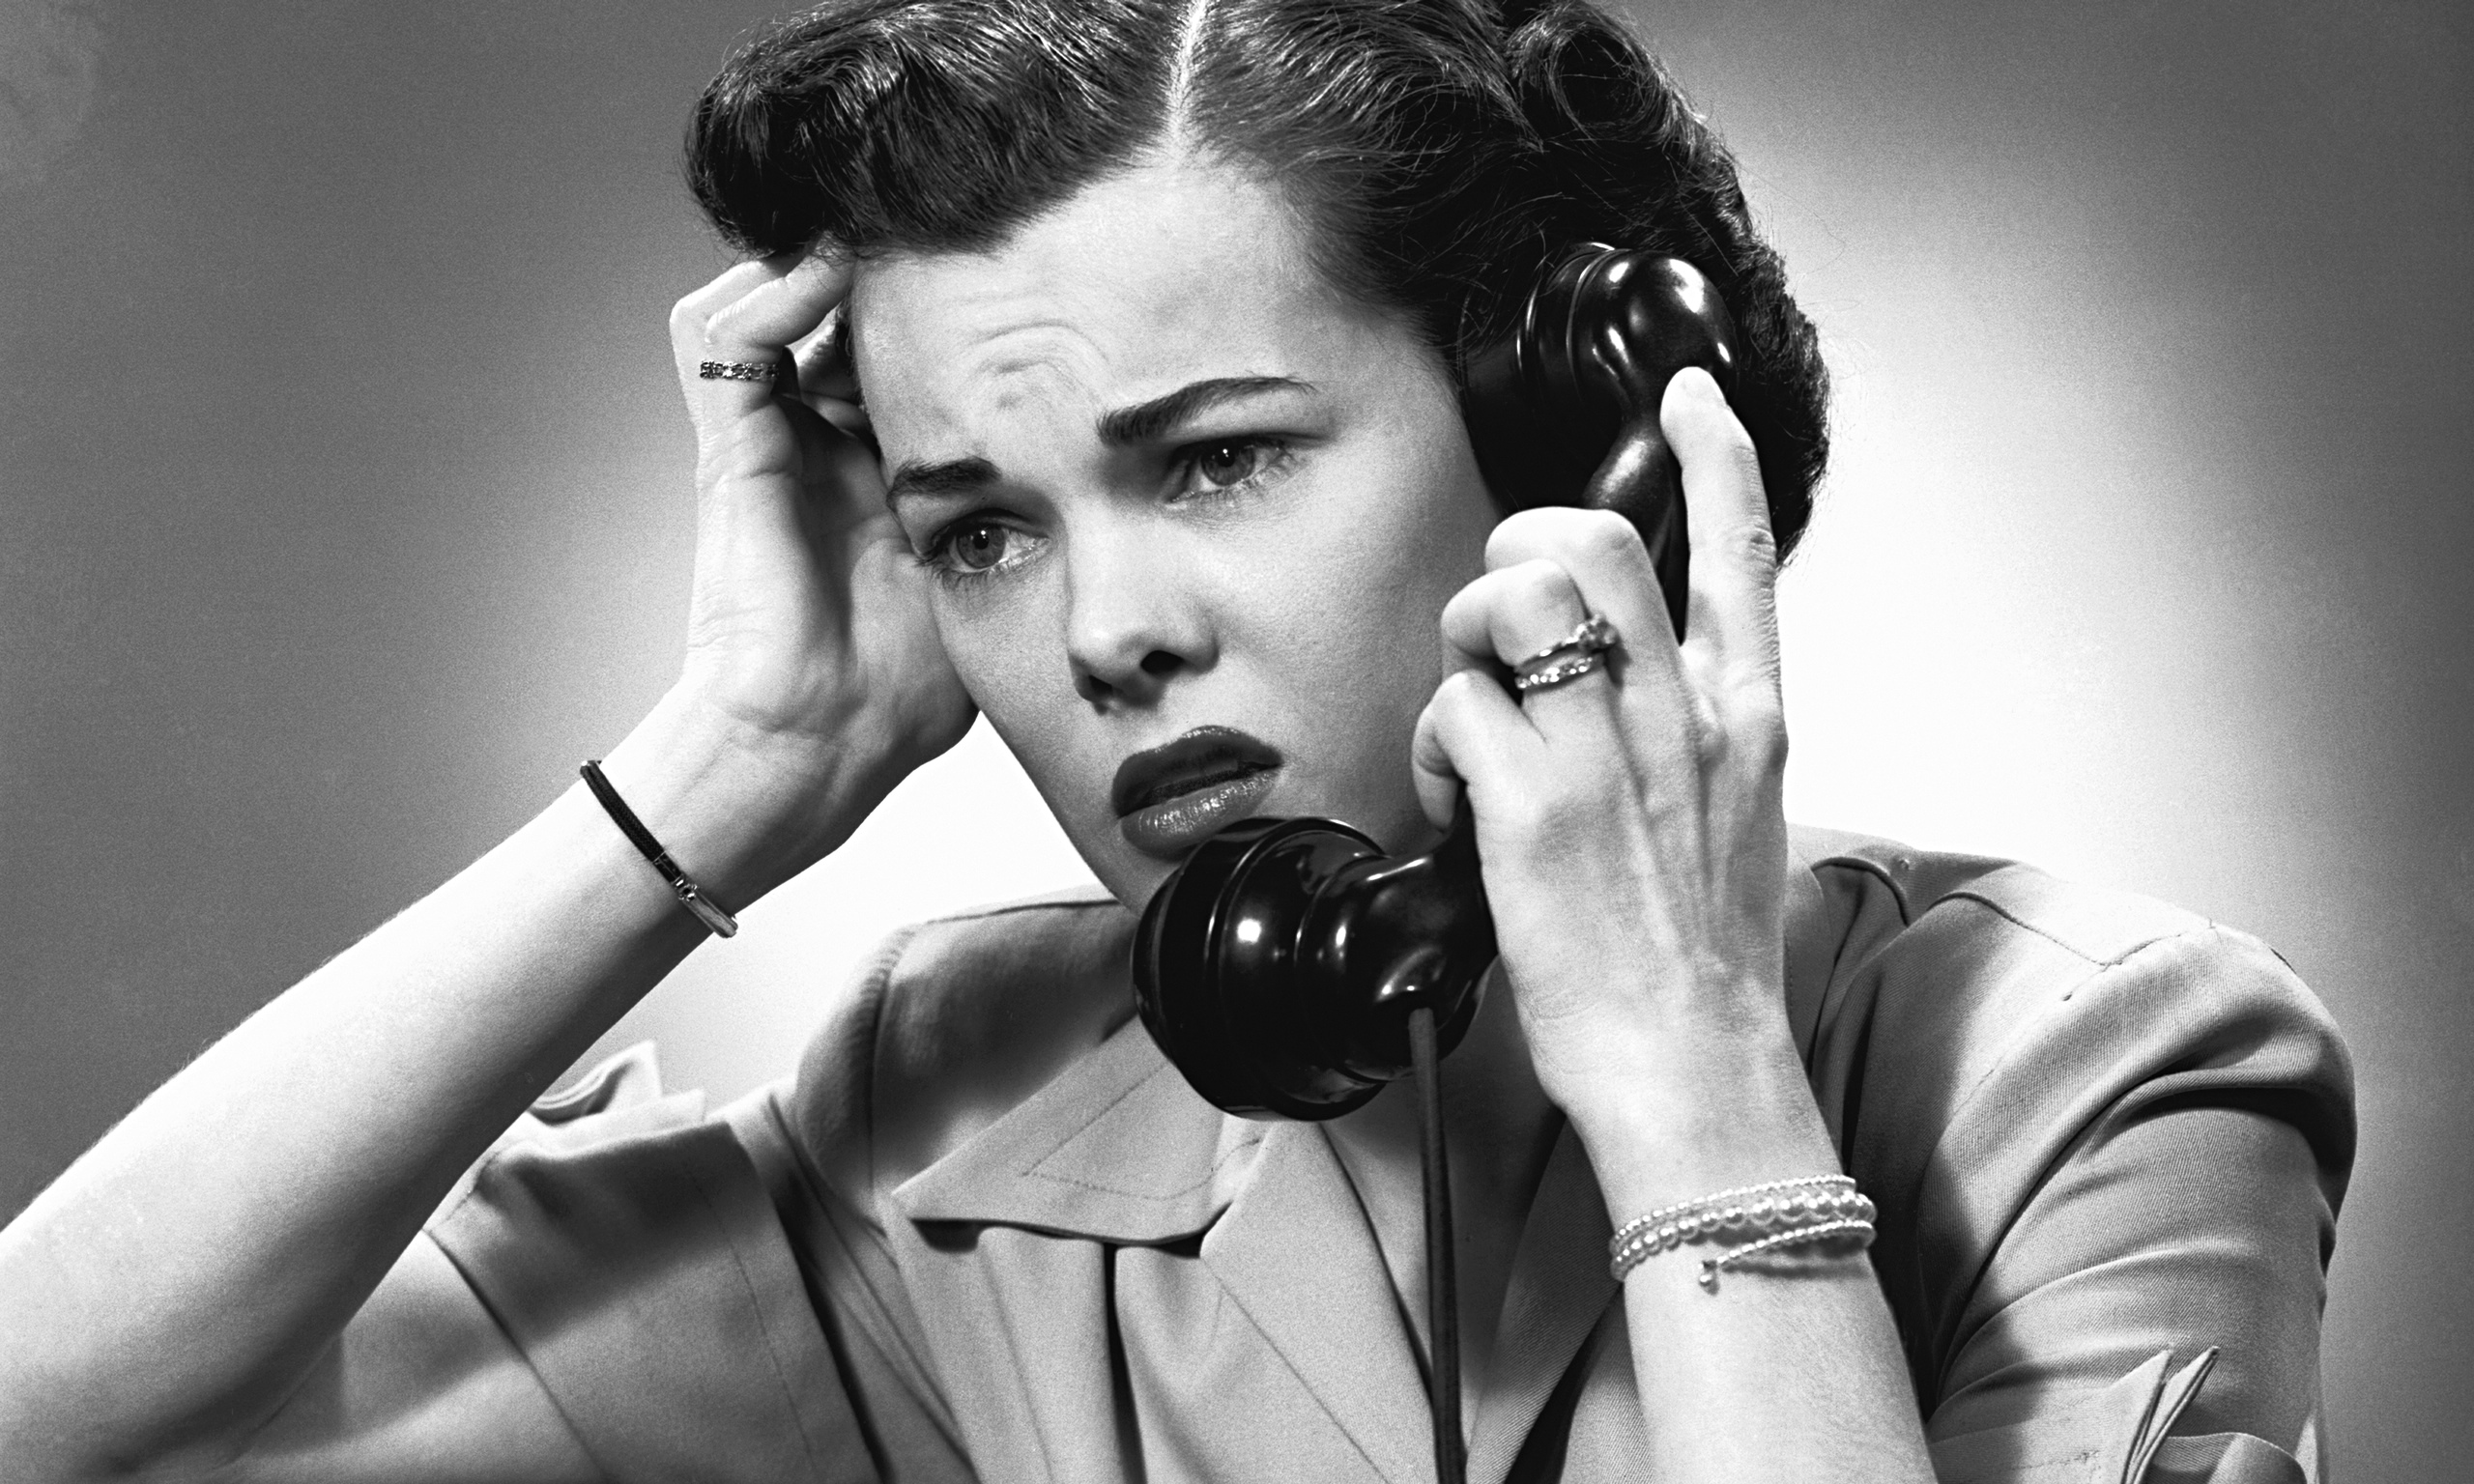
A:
[1,0,2463,1474]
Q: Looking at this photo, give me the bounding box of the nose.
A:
[1063,521,1216,706]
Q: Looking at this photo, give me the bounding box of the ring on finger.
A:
[698,359,784,384]
[1513,612,1620,671]
[1513,650,1605,693]
[1511,611,1621,692]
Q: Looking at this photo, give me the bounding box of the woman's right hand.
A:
[0,254,978,1483]
[645,254,976,899]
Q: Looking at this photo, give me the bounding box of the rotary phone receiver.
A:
[1132,246,1743,1121]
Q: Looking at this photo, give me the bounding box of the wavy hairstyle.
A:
[688,0,1829,555]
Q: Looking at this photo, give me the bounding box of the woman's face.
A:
[852,154,1499,905]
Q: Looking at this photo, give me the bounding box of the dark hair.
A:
[688,0,1828,555]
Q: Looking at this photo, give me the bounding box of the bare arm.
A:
[0,255,972,1480]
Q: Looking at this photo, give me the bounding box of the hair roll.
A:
[688,0,1829,556]
[1495,0,1828,545]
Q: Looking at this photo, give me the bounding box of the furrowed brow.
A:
[1096,376,1311,446]
[885,455,1001,504]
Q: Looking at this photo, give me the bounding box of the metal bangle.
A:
[579,759,739,938]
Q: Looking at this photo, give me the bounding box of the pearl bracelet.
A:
[1608,1175,1877,1287]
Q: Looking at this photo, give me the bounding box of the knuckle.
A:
[1525,785,1597,846]
[1431,670,1500,731]
[1484,504,1577,567]
[1710,517,1779,574]
[1744,713,1789,774]
[1572,508,1644,566]
[1432,668,1484,714]
[1482,511,1539,569]
[668,294,708,338]
[1503,557,1575,609]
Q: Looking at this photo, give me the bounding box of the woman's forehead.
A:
[849,156,1395,437]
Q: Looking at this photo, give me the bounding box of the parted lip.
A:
[1109,726,1285,818]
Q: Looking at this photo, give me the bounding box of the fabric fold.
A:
[431,1085,868,1484]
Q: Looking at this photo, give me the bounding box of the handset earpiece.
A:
[1463,246,1742,639]
[1133,248,1743,1121]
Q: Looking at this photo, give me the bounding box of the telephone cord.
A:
[1409,1005,1468,1484]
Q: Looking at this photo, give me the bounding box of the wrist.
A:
[592,685,876,910]
[1551,1014,1841,1219]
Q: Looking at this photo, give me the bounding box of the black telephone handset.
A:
[1131,247,1743,1121]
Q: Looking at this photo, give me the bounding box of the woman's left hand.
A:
[1411,367,1813,1163]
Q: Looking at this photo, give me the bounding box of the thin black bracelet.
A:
[579,759,739,937]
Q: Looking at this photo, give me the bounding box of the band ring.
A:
[1512,651,1604,693]
[1514,612,1620,671]
[699,359,784,385]
[1510,612,1621,695]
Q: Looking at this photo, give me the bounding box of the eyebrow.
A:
[884,454,1001,505]
[883,376,1312,505]
[1096,375,1313,445]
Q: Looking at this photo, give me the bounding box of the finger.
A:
[671,253,852,414]
[667,257,792,385]
[1660,366,1781,692]
[1439,559,1631,760]
[791,305,860,400]
[790,307,873,442]
[1482,505,1684,694]
[1411,668,1536,830]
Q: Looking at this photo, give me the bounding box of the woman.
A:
[0,1,2348,1479]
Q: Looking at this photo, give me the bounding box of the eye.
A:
[1174,436,1292,501]
[941,518,1011,573]
[1194,439,1264,490]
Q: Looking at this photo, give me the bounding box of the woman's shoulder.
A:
[1787,823,2352,1150]
[1787,825,2350,1104]
[779,885,1143,1208]
[1786,822,2356,1295]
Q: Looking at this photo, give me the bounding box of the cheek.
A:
[1229,423,1496,817]
[1283,427,1494,661]
[934,586,1061,740]
[930,581,1114,829]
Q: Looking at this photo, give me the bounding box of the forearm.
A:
[0,690,850,1476]
[1566,1013,1935,1483]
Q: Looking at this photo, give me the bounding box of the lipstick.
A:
[1112,727,1284,862]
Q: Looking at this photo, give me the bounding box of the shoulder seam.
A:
[1929,889,2210,970]
[1812,854,2212,970]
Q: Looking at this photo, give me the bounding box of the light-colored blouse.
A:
[284,826,2353,1481]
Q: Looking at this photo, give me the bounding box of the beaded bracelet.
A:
[1608,1175,1876,1288]
[1606,1191,1876,1280]
[1607,1175,1856,1254]
[1692,1218,1876,1290]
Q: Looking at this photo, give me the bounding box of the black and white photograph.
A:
[0,1,2462,1478]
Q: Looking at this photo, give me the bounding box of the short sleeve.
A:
[1872,924,2353,1483]
[423,1057,880,1484]
[1922,1105,2328,1481]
